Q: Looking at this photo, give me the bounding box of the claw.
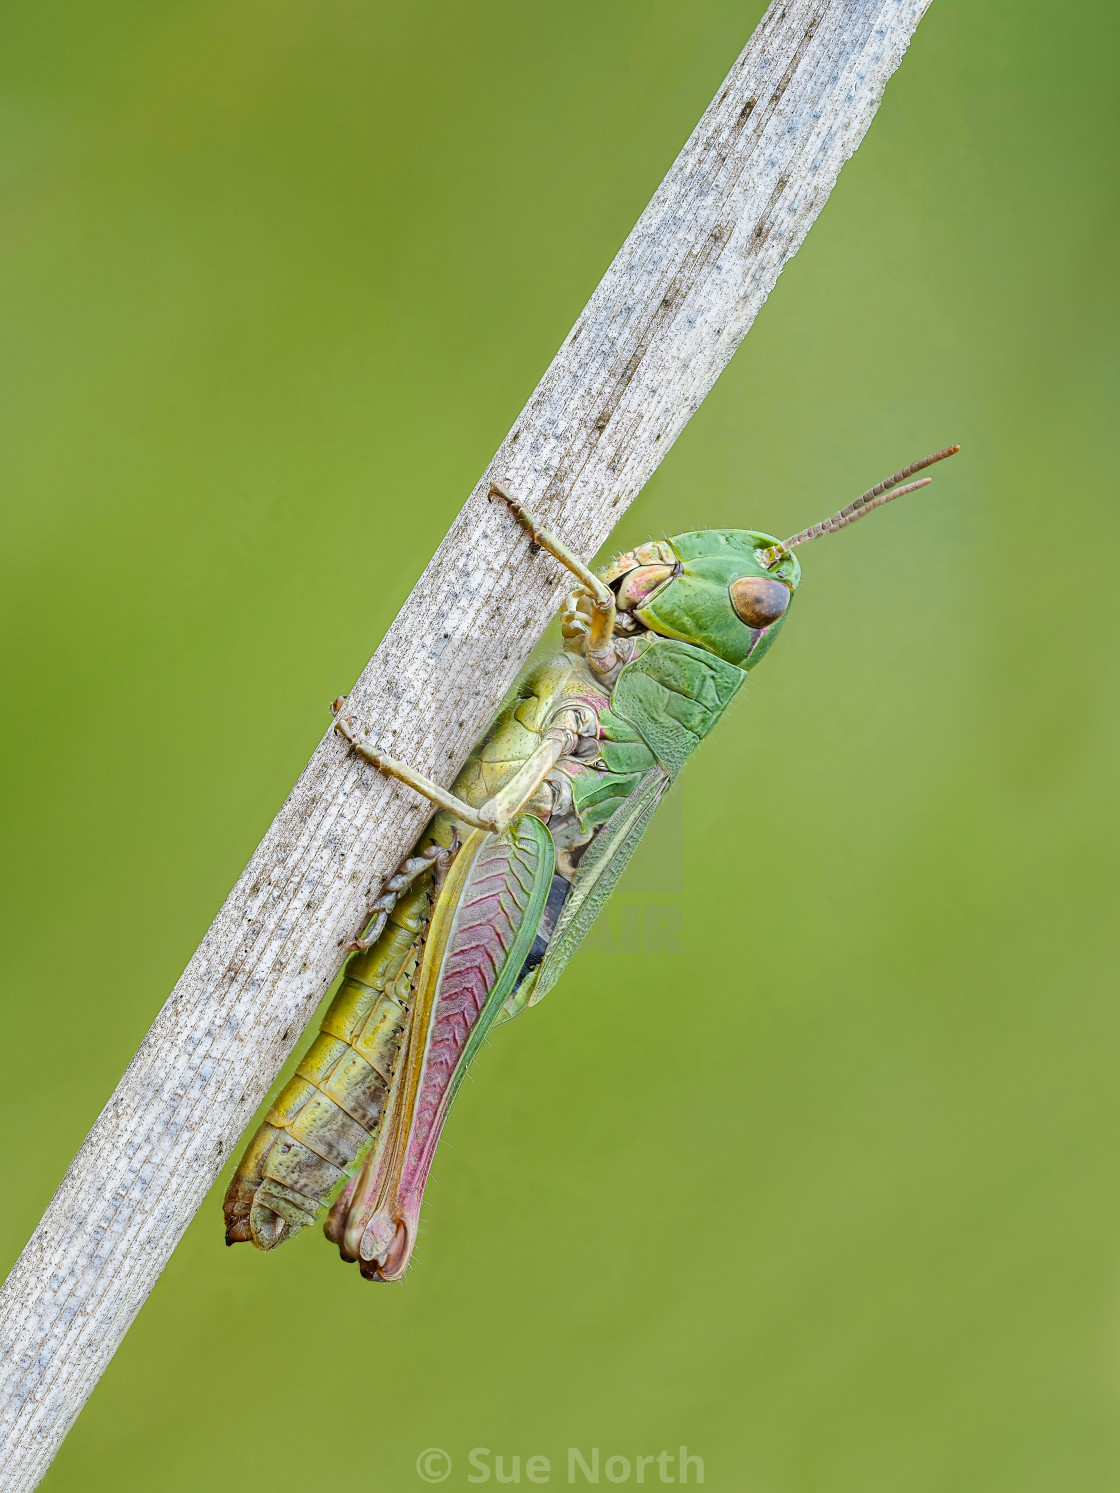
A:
[331,697,361,744]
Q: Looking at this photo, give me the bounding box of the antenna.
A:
[761,445,960,565]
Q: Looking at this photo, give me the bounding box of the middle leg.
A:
[333,698,586,838]
[333,703,498,832]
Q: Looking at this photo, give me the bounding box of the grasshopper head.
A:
[612,529,800,671]
[609,445,960,670]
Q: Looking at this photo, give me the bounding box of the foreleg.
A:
[488,481,621,678]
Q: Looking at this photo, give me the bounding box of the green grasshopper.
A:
[224,444,959,1280]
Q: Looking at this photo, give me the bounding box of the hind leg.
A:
[346,833,458,952]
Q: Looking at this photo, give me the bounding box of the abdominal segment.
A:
[222,880,431,1250]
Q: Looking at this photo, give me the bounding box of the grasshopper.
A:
[224,445,959,1280]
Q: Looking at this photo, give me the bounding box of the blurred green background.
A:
[2,1,1119,1488]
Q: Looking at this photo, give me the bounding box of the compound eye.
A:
[729,576,791,628]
